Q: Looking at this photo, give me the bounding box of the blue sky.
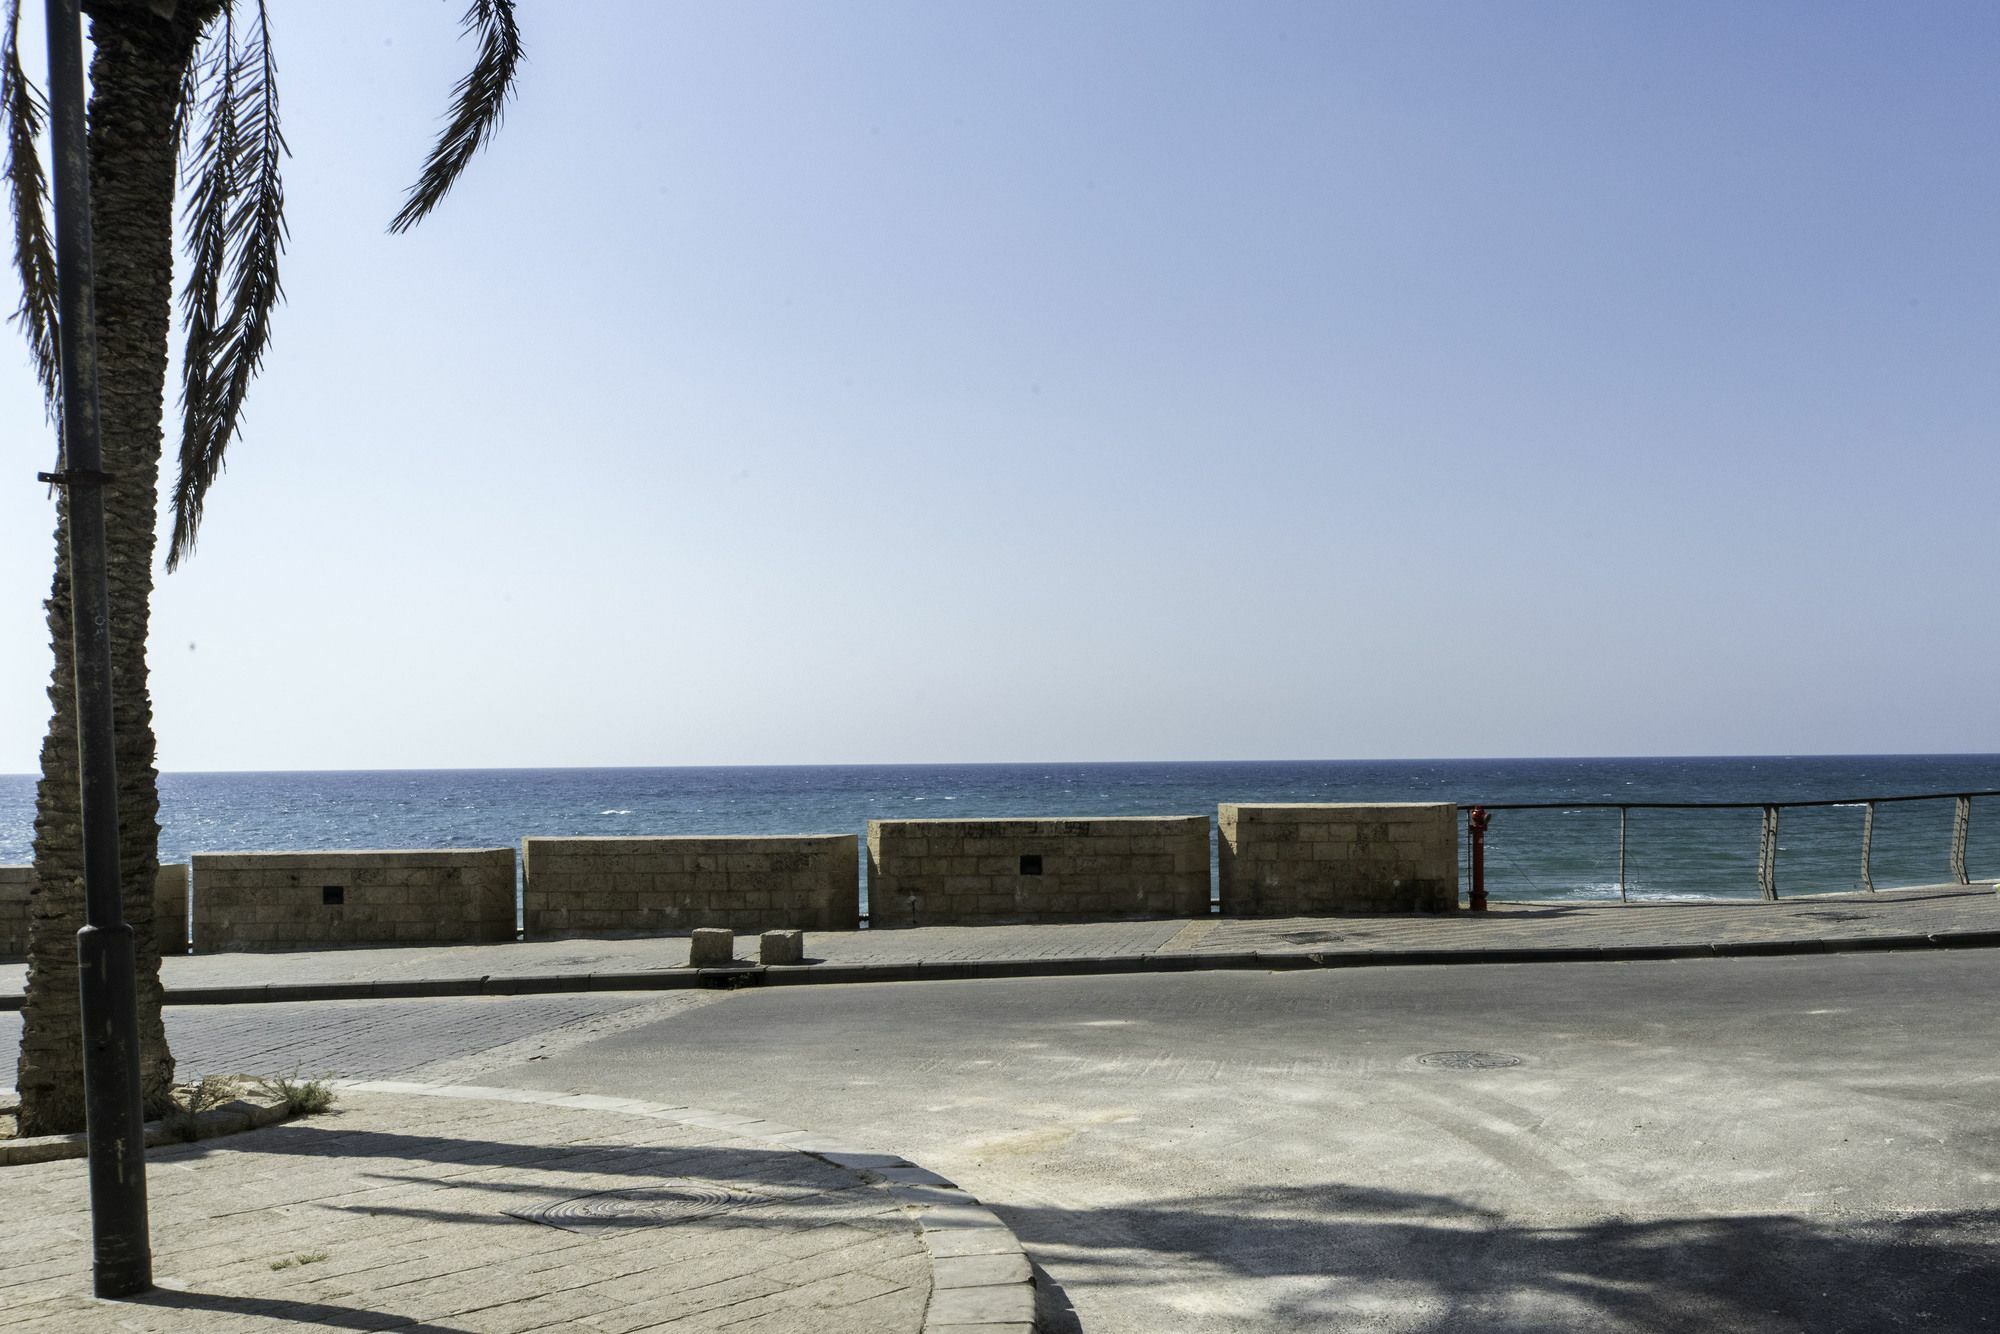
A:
[2,0,1996,771]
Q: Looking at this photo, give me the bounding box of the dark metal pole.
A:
[39,0,152,1298]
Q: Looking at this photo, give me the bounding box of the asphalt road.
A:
[6,953,1998,1331]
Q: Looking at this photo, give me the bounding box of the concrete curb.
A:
[330,1080,1039,1334]
[0,1085,297,1167]
[4,925,1997,1011]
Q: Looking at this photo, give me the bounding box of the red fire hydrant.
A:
[1467,807,1490,913]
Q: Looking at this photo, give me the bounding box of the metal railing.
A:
[1462,789,2000,908]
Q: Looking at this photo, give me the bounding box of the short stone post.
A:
[689,927,735,967]
[760,929,805,965]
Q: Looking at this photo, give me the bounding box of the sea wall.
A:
[1217,803,1458,915]
[156,862,189,952]
[522,835,860,936]
[866,816,1211,927]
[0,865,26,959]
[1,863,191,958]
[189,849,516,951]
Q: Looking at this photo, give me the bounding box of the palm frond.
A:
[175,6,237,500]
[169,0,286,570]
[170,11,206,153]
[3,0,59,417]
[388,0,519,233]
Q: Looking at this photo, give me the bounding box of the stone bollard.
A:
[760,929,805,965]
[689,927,735,967]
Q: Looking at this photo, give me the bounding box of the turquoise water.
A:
[1,755,1996,902]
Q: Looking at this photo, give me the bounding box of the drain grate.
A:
[1416,1050,1524,1070]
[505,1182,763,1235]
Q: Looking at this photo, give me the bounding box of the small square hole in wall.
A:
[1019,854,1043,876]
[322,886,344,906]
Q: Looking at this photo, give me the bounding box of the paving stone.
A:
[931,1252,1032,1288]
[924,1281,1038,1325]
[917,1204,1005,1231]
[0,1090,935,1333]
[920,1227,1024,1260]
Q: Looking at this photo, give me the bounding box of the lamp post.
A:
[35,0,153,1298]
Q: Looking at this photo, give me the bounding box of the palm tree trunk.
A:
[14,3,207,1137]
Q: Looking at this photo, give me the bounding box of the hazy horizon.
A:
[6,748,2000,783]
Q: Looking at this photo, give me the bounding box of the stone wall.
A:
[1218,803,1458,915]
[155,863,189,953]
[522,835,859,936]
[0,865,27,959]
[1,863,190,958]
[189,849,516,951]
[866,817,1211,927]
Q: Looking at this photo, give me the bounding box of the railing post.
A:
[1951,796,1971,885]
[1860,801,1876,892]
[1466,807,1489,913]
[1617,807,1628,903]
[1758,805,1780,901]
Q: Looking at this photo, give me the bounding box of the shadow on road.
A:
[995,1182,2000,1332]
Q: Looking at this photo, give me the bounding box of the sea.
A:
[1,755,1996,907]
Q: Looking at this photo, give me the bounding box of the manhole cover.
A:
[1416,1050,1524,1070]
[505,1183,762,1235]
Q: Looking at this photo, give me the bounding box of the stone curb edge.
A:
[4,927,1998,1011]
[0,1087,296,1167]
[327,1080,1038,1334]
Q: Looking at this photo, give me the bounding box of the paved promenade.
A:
[4,888,1994,1331]
[0,1085,1035,1333]
[3,884,1994,1005]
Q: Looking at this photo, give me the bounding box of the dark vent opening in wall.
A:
[322,886,345,906]
[1019,854,1043,876]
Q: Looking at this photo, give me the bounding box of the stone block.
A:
[868,815,1210,926]
[689,927,735,966]
[760,929,805,965]
[188,848,515,951]
[522,834,858,937]
[1218,803,1457,915]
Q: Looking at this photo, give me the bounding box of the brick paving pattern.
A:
[0,1090,932,1333]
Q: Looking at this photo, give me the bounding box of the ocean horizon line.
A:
[8,750,2000,782]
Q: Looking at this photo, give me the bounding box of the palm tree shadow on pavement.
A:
[994,1182,2000,1332]
[130,1286,472,1332]
[151,1125,1999,1331]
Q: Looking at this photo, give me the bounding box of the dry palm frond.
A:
[389,0,520,233]
[2,0,58,417]
[168,0,286,570]
[171,18,204,153]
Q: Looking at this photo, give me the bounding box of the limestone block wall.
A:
[522,835,860,936]
[866,816,1211,927]
[1,863,190,958]
[189,849,516,951]
[1218,803,1458,915]
[0,866,28,959]
[154,863,189,953]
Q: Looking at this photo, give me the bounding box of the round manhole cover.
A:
[1416,1050,1524,1070]
[507,1183,761,1235]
